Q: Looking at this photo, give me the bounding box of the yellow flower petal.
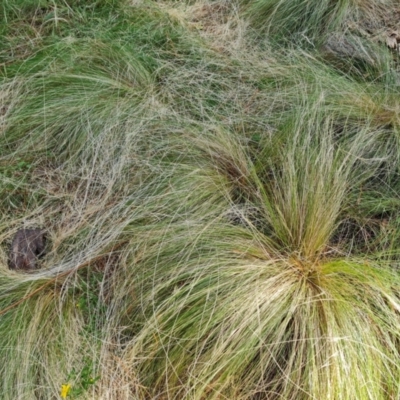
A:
[60,383,71,399]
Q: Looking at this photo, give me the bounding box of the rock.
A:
[8,228,46,270]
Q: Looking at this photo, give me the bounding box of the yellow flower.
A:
[60,383,71,399]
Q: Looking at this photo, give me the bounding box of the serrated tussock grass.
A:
[0,0,400,399]
[241,0,400,47]
[126,112,400,399]
[242,0,351,43]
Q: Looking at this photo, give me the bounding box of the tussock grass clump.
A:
[242,0,351,42]
[241,0,400,45]
[1,0,400,399]
[2,39,153,158]
[126,114,400,399]
[241,0,400,81]
[130,236,400,399]
[0,272,88,398]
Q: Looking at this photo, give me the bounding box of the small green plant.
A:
[0,157,31,176]
[75,270,107,338]
[63,359,100,398]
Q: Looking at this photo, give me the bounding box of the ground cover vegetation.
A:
[1,0,400,398]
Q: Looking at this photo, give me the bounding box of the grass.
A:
[1,0,400,399]
[241,0,351,44]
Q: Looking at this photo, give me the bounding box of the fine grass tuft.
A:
[241,0,351,43]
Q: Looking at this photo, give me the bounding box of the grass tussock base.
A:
[130,250,400,399]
